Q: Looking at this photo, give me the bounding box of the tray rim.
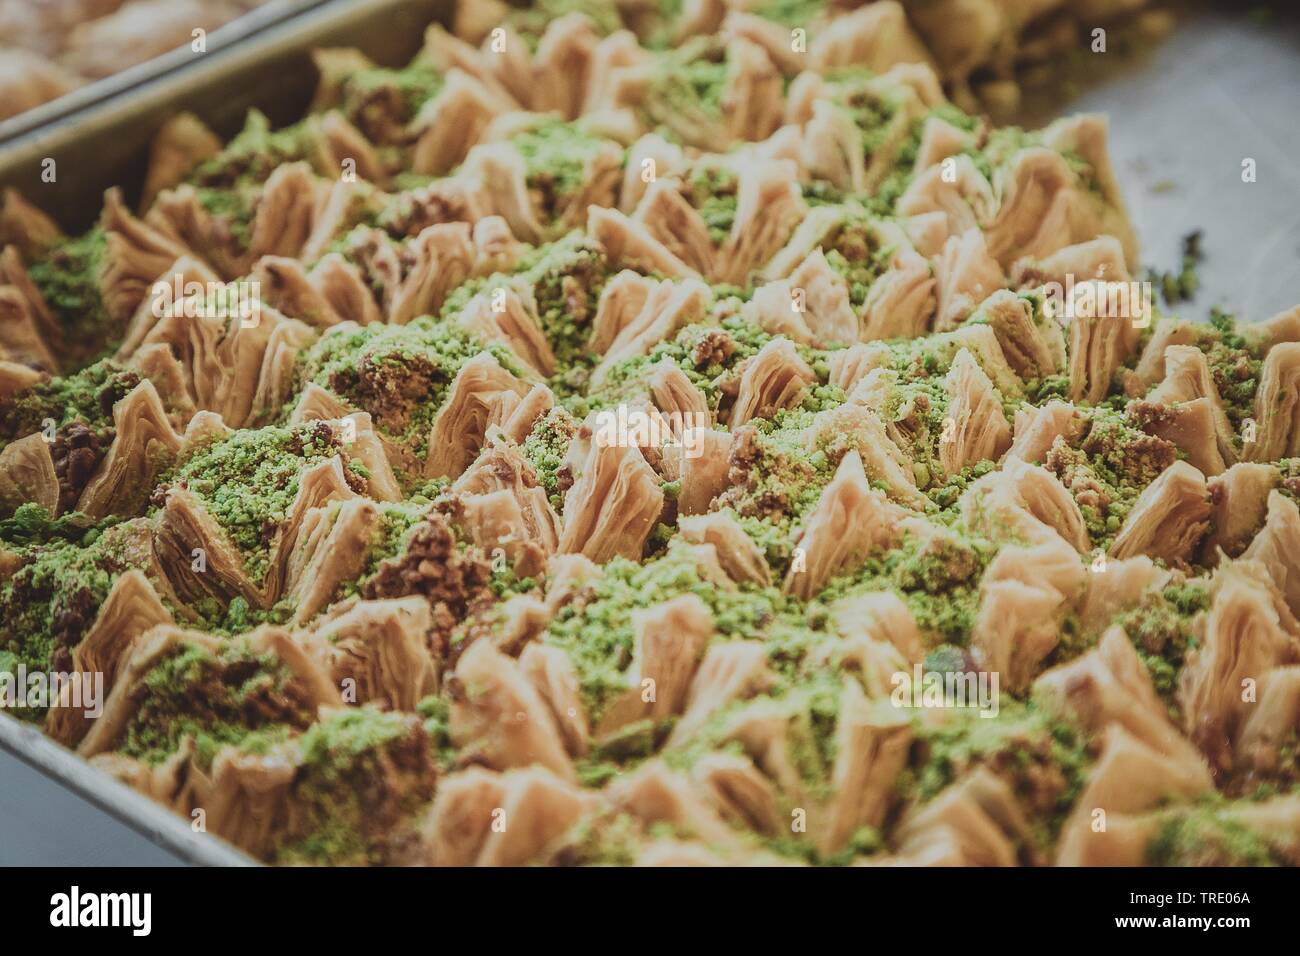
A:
[0,710,259,866]
[0,0,336,147]
[0,0,452,229]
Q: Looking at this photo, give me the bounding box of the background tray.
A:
[0,0,333,146]
[0,0,451,229]
[1060,3,1300,323]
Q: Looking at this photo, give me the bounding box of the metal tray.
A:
[0,0,1295,866]
[1054,3,1300,323]
[0,0,451,866]
[0,718,256,865]
[0,0,333,146]
[0,0,453,230]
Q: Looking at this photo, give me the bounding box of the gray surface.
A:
[0,714,256,866]
[1066,6,1300,320]
[0,750,182,866]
